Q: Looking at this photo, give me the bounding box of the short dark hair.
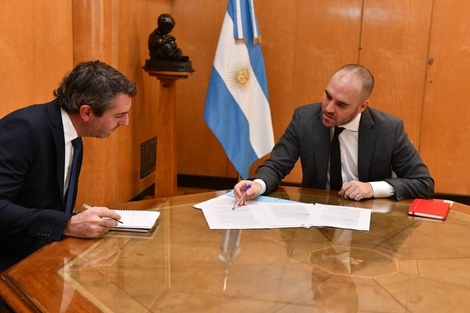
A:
[54,60,137,117]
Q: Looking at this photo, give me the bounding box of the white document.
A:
[257,202,312,228]
[195,193,313,229]
[305,203,371,231]
[201,200,272,229]
[194,193,371,231]
[193,194,235,210]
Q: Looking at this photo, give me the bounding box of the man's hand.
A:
[233,180,261,206]
[338,181,374,201]
[63,206,122,238]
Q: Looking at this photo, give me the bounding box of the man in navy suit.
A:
[234,64,434,203]
[0,60,137,272]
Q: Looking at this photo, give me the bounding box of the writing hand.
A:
[233,180,262,206]
[64,206,122,238]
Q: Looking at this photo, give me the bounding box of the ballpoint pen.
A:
[232,185,251,210]
[82,203,123,223]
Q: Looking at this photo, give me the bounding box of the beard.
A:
[88,125,118,138]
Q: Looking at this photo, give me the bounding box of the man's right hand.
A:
[63,206,121,238]
[233,180,261,206]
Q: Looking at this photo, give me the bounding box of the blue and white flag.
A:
[204,0,274,179]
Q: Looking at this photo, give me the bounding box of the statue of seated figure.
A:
[144,13,194,72]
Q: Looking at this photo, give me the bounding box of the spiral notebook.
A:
[110,209,160,232]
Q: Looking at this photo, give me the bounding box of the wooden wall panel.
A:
[278,0,363,183]
[0,1,73,117]
[172,0,233,177]
[360,0,433,147]
[73,0,172,205]
[72,0,120,207]
[116,0,172,202]
[1,0,469,198]
[420,0,470,195]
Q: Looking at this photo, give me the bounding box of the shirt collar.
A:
[338,112,361,132]
[60,108,79,144]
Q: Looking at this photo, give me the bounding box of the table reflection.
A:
[1,188,470,312]
[58,214,169,312]
[218,229,242,290]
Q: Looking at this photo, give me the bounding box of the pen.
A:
[82,203,123,223]
[232,185,251,210]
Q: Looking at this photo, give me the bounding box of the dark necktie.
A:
[330,127,344,190]
[65,137,83,214]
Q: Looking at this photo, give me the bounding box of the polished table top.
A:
[1,187,470,312]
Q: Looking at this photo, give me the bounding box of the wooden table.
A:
[1,187,470,312]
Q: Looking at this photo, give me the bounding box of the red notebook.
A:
[408,198,451,220]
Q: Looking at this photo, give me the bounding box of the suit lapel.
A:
[47,101,66,199]
[358,109,376,181]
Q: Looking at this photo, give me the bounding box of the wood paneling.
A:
[0,0,173,206]
[72,0,172,205]
[172,0,231,177]
[72,0,120,207]
[1,0,469,199]
[124,1,171,201]
[360,0,433,147]
[0,1,73,116]
[420,0,470,194]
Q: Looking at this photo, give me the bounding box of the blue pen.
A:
[232,185,252,210]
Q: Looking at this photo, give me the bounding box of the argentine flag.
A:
[204,0,274,179]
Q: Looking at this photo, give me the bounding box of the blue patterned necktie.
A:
[329,127,344,190]
[65,137,83,214]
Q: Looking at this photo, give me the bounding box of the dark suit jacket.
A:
[252,103,434,200]
[0,100,73,271]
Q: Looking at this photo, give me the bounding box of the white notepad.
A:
[110,210,160,232]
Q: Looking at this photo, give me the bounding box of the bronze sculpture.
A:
[144,13,194,72]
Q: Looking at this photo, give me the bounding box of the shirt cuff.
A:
[253,179,266,196]
[369,181,395,198]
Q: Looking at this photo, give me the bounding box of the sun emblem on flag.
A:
[229,62,250,92]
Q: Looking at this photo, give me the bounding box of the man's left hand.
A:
[338,181,374,201]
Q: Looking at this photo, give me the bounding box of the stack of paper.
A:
[194,193,371,231]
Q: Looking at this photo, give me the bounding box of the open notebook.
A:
[110,210,160,232]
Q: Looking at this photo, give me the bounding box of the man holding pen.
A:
[0,60,137,273]
[234,64,434,205]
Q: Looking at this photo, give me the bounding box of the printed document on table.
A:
[257,202,313,228]
[194,192,371,231]
[194,193,311,229]
[193,194,235,210]
[305,203,371,231]
[201,201,272,229]
[193,191,295,210]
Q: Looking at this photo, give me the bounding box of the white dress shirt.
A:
[329,113,394,197]
[60,108,79,196]
[256,113,395,198]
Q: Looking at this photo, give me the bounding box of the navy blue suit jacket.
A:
[252,103,434,200]
[0,100,73,271]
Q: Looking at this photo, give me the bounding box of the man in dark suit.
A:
[0,60,137,273]
[234,64,434,203]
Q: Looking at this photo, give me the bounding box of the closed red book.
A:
[408,198,451,220]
